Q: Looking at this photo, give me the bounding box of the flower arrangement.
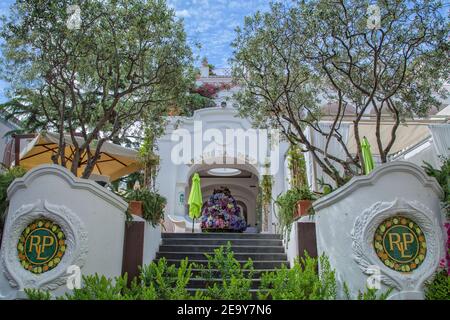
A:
[200,187,247,232]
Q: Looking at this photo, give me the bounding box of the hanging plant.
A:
[275,186,317,241]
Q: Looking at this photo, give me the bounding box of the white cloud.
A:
[176,9,191,18]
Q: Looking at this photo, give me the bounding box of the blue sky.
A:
[0,0,271,103]
[168,0,270,65]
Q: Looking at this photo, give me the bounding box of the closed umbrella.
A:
[361,136,375,174]
[188,173,202,233]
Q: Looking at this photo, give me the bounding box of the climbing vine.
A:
[260,163,273,232]
[139,128,160,189]
[288,145,307,189]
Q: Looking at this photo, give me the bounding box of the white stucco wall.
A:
[0,165,128,299]
[313,161,445,300]
[142,222,161,266]
[155,107,289,233]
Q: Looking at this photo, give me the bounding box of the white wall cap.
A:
[313,161,443,211]
[8,164,128,212]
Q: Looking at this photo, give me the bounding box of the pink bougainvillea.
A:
[194,83,219,99]
[445,222,450,275]
[193,82,235,99]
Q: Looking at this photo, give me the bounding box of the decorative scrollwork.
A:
[351,198,444,292]
[1,200,88,291]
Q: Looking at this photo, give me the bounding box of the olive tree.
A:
[0,0,193,178]
[232,0,448,186]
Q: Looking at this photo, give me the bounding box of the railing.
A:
[211,68,232,77]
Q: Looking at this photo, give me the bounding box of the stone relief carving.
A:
[351,198,444,293]
[1,200,88,291]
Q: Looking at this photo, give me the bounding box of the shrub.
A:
[124,188,166,226]
[343,283,393,300]
[25,258,193,300]
[140,258,192,300]
[194,243,254,300]
[24,288,51,300]
[424,269,450,300]
[259,253,336,300]
[275,186,316,240]
[422,157,450,218]
[61,274,133,300]
[0,166,26,229]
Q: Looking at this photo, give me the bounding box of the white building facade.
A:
[154,66,449,234]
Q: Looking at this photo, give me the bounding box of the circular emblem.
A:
[373,216,426,273]
[17,219,66,274]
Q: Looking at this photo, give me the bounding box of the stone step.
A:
[161,238,283,246]
[158,245,285,254]
[187,278,261,289]
[162,233,281,240]
[187,288,265,299]
[190,269,276,278]
[156,259,288,269]
[156,252,287,261]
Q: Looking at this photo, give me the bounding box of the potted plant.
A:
[125,188,167,227]
[128,198,144,218]
[295,185,316,219]
[275,186,316,240]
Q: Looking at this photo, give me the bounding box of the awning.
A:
[346,123,431,155]
[18,132,143,181]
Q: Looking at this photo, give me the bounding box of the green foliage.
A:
[0,0,194,177]
[195,243,254,300]
[317,177,333,195]
[343,282,393,300]
[139,127,161,189]
[260,173,273,206]
[185,92,216,112]
[275,186,316,240]
[259,253,336,300]
[232,0,448,185]
[424,269,450,300]
[288,145,307,188]
[62,274,133,300]
[140,258,192,299]
[24,288,51,300]
[0,166,26,229]
[125,188,166,227]
[25,245,407,301]
[57,273,158,300]
[422,157,450,218]
[260,170,273,232]
[27,258,193,300]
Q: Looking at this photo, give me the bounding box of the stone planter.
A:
[129,200,143,218]
[312,161,445,300]
[295,200,313,219]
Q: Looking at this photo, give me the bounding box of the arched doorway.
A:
[185,159,260,230]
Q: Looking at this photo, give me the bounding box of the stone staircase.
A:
[155,232,289,295]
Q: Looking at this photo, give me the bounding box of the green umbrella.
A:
[361,136,375,175]
[188,173,203,233]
